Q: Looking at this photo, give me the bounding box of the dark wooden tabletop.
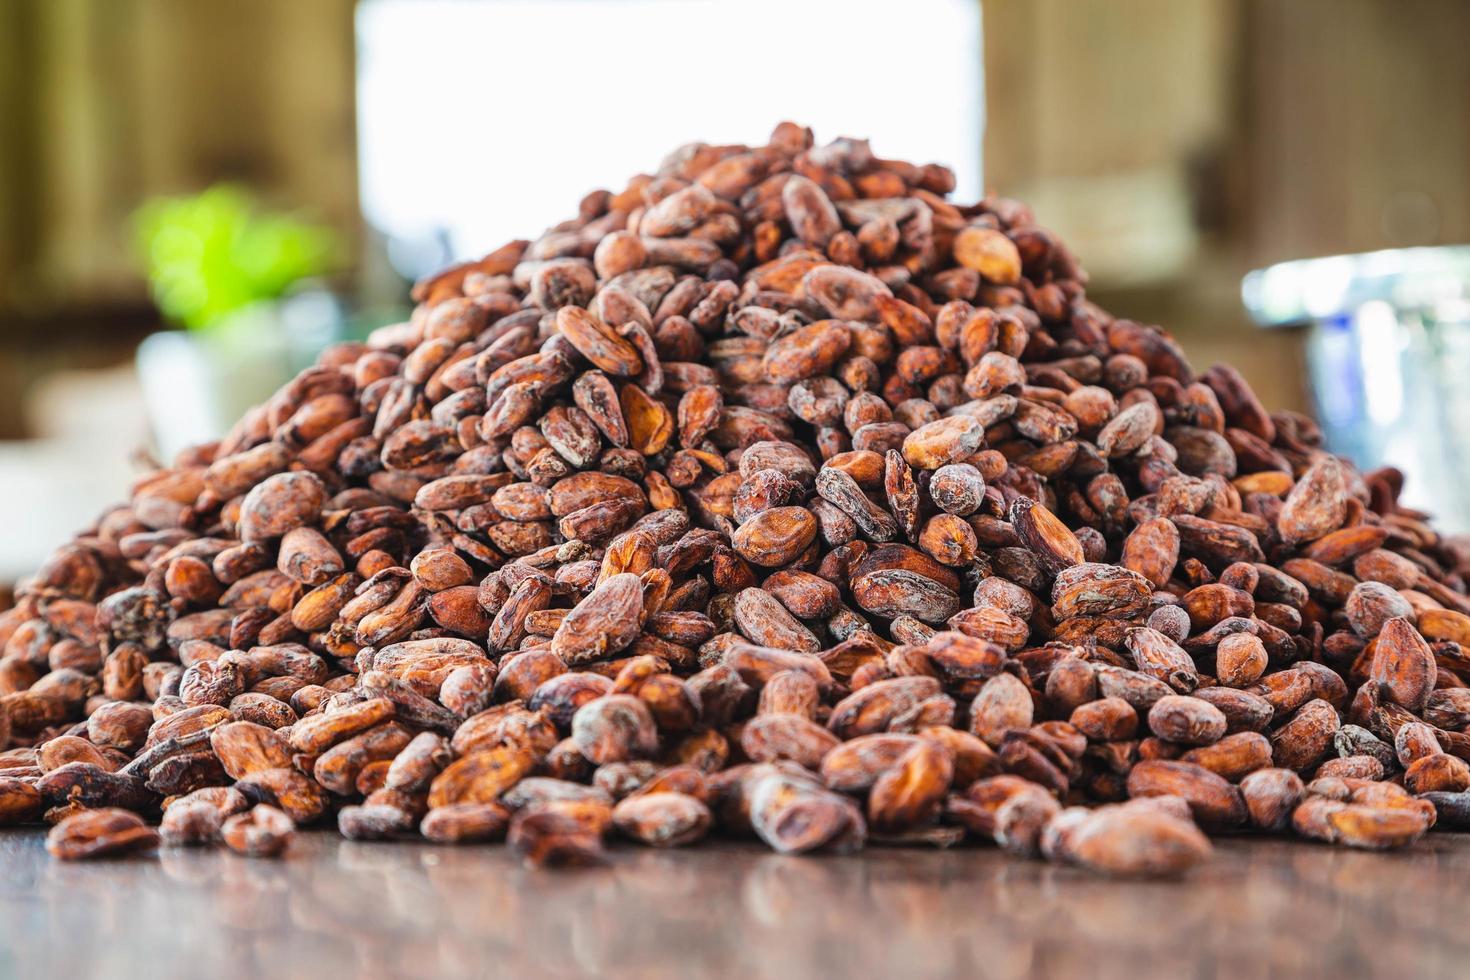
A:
[1,829,1465,979]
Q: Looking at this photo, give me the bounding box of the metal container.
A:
[1242,246,1470,531]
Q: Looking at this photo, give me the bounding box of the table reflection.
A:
[2,831,1468,979]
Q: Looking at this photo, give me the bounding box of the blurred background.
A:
[1,0,1468,583]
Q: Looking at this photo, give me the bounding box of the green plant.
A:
[133,184,341,332]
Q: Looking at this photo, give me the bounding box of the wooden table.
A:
[1,829,1465,979]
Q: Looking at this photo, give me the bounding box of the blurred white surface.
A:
[357,0,984,274]
[0,364,148,582]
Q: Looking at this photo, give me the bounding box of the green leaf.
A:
[132,184,342,332]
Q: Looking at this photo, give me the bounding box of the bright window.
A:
[357,0,983,277]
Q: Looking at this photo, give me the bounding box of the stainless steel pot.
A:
[1242,246,1470,532]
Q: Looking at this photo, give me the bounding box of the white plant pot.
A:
[135,294,343,461]
[136,312,292,461]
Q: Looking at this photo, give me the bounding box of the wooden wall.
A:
[982,0,1470,413]
[984,0,1470,264]
[0,0,359,436]
[1239,0,1470,264]
[0,0,360,317]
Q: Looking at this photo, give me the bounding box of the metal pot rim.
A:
[1242,245,1470,327]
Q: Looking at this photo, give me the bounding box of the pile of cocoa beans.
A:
[4,122,1470,875]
